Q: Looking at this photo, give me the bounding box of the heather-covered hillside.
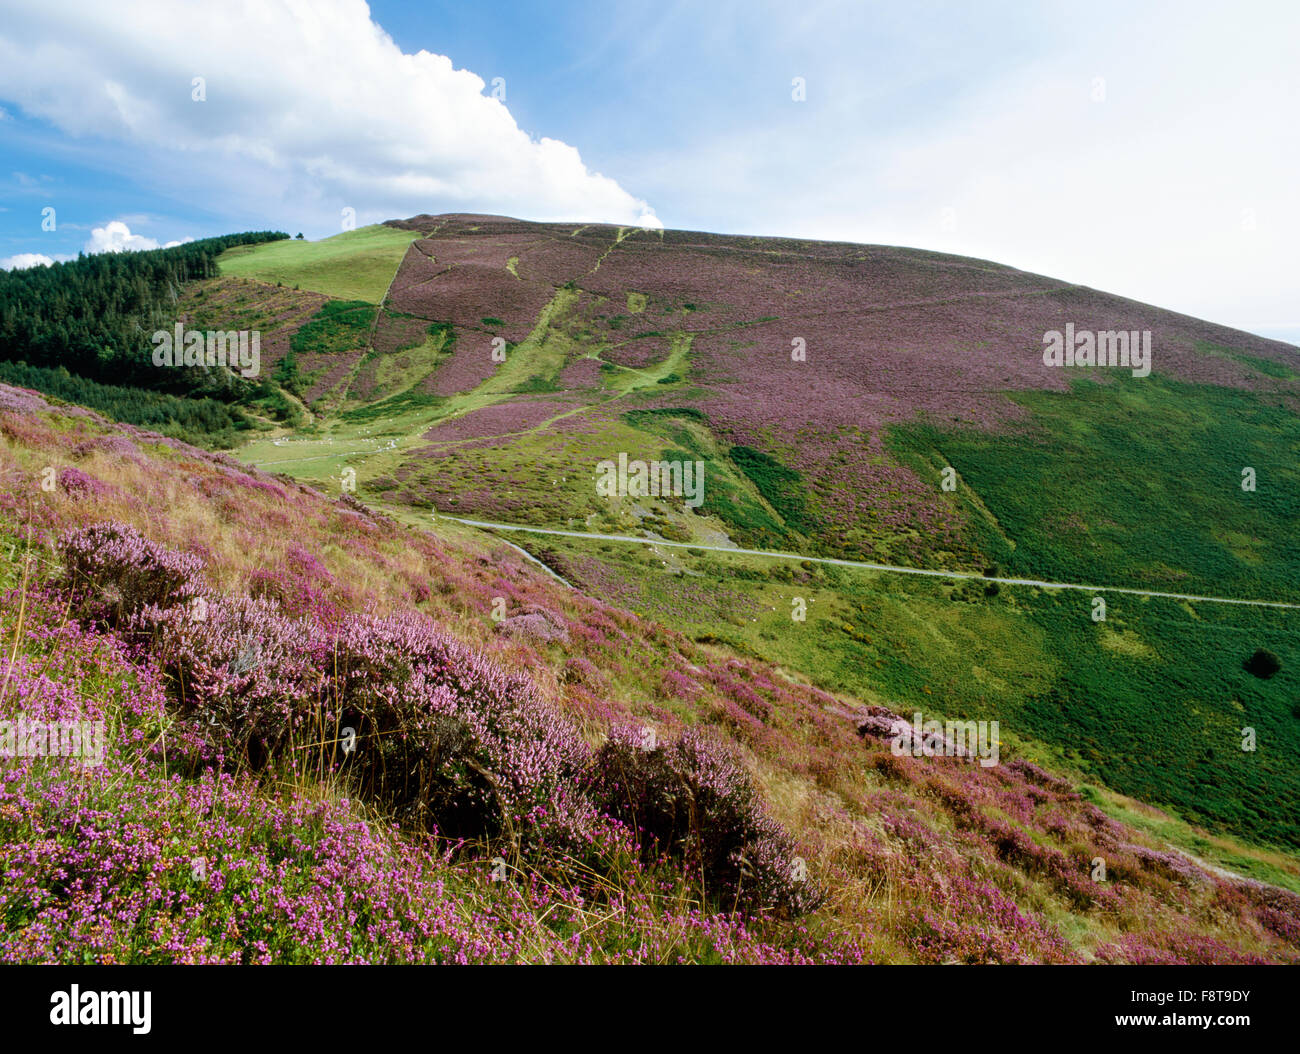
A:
[3,381,1298,964]
[221,217,1300,860]
[364,214,1300,563]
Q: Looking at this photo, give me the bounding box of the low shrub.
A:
[585,724,820,915]
[59,521,203,627]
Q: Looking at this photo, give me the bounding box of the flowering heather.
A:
[658,669,704,701]
[326,609,597,848]
[908,874,1080,964]
[71,434,142,462]
[0,384,50,413]
[59,521,204,626]
[0,759,855,964]
[388,252,556,348]
[3,384,1300,963]
[556,357,605,389]
[374,215,1300,566]
[1094,933,1277,966]
[586,724,822,915]
[495,606,570,645]
[420,398,582,445]
[133,593,325,768]
[56,466,114,499]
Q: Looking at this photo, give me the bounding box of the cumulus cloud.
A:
[0,0,657,227]
[83,220,190,254]
[0,253,57,270]
[84,221,159,253]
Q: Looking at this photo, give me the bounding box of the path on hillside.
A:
[440,516,1300,611]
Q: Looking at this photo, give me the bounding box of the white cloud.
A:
[0,252,57,269]
[82,221,193,253]
[0,0,657,227]
[85,221,159,253]
[611,2,1300,340]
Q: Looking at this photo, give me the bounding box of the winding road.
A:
[441,515,1300,611]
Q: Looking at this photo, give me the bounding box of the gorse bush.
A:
[1244,648,1281,679]
[585,724,822,915]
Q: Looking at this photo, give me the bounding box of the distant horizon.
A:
[8,211,1296,349]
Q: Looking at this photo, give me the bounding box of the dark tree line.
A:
[0,359,251,445]
[0,231,287,390]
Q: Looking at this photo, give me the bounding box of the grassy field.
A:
[520,528,1300,867]
[888,370,1300,600]
[218,225,417,303]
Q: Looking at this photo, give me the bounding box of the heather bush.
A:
[657,668,702,700]
[247,564,343,622]
[1213,880,1300,948]
[1113,844,1213,889]
[327,611,597,852]
[56,466,114,499]
[1094,932,1274,965]
[560,655,604,690]
[1005,758,1078,798]
[585,724,821,915]
[59,522,203,626]
[907,875,1079,964]
[132,593,602,854]
[131,594,325,769]
[71,435,142,462]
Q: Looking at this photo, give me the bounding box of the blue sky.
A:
[1,0,1296,343]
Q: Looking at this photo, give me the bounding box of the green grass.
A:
[618,408,790,544]
[218,225,416,303]
[527,526,1300,855]
[840,369,1300,850]
[339,386,445,424]
[888,372,1300,600]
[293,300,377,357]
[729,445,817,534]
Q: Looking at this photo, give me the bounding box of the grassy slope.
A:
[217,225,416,303]
[530,530,1300,875]
[18,215,1300,888]
[883,370,1300,850]
[3,385,1299,964]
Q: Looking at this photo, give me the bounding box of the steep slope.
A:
[1,381,1298,964]
[217,216,1300,857]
